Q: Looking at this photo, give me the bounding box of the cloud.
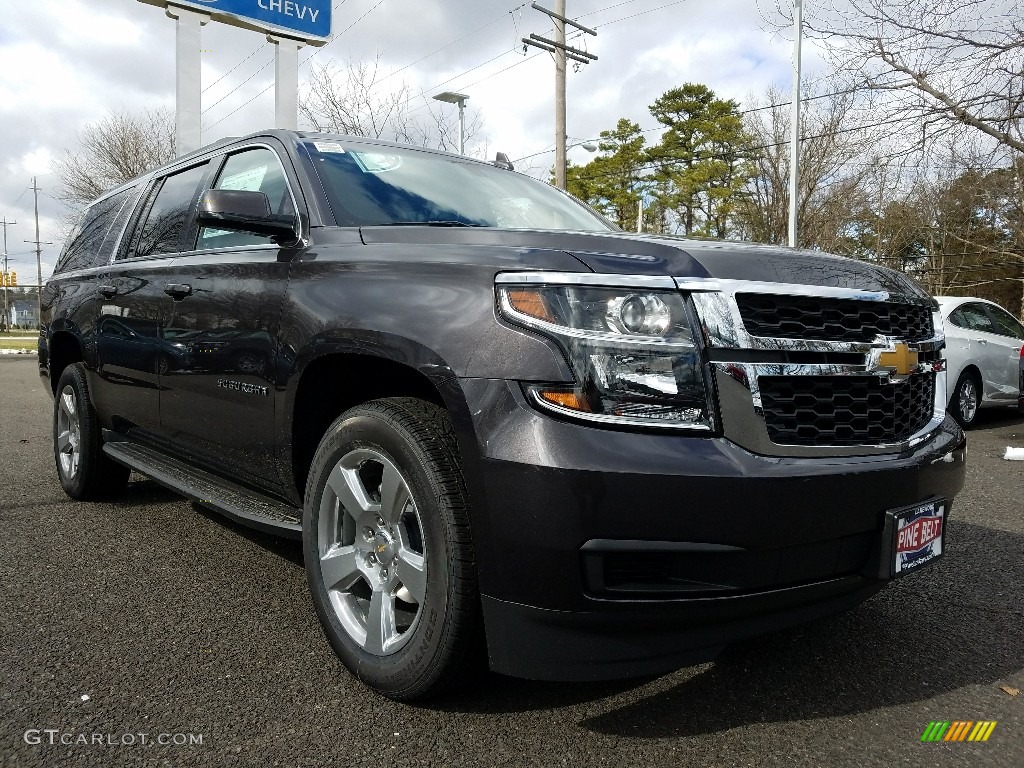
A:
[1,0,828,279]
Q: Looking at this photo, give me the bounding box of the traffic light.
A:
[8,272,14,286]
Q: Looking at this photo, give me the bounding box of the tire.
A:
[53,363,131,500]
[950,370,981,428]
[302,397,481,700]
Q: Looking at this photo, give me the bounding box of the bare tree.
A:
[300,57,413,140]
[785,0,1024,156]
[300,56,483,154]
[55,108,176,206]
[734,85,879,250]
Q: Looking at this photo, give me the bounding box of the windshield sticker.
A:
[219,166,267,192]
[350,152,403,173]
[313,141,347,154]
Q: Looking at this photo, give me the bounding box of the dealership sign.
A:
[141,0,332,43]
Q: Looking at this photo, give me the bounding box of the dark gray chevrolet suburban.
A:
[39,130,966,699]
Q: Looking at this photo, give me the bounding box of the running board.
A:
[102,440,303,539]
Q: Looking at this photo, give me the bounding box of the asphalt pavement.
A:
[1,356,1021,767]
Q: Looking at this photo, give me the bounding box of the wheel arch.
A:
[951,363,983,402]
[46,329,85,396]
[281,335,484,511]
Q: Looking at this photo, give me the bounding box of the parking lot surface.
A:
[1,356,1021,767]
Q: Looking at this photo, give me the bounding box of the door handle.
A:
[98,285,117,299]
[976,338,988,344]
[164,283,193,300]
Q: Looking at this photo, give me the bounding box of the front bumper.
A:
[459,378,967,680]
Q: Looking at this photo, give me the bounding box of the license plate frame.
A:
[884,498,946,578]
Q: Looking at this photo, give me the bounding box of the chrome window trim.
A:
[105,141,303,266]
[194,142,303,252]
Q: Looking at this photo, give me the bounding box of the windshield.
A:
[303,139,613,232]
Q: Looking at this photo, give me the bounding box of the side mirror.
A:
[197,189,301,244]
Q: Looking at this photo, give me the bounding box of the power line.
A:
[204,0,387,130]
[202,55,275,117]
[374,2,530,87]
[203,0,353,96]
[203,43,264,95]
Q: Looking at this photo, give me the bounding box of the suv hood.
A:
[357,227,928,298]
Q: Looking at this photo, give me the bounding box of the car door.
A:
[92,160,213,438]
[980,303,1024,402]
[948,302,1011,404]
[157,143,296,493]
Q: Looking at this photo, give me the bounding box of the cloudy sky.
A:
[0,0,835,283]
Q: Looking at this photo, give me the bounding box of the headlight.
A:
[497,281,714,430]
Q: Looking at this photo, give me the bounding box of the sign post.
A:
[138,1,331,154]
[268,35,303,131]
[165,4,209,155]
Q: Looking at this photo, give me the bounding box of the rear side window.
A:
[125,162,209,259]
[196,147,295,250]
[949,304,996,334]
[55,187,136,273]
[985,305,1024,339]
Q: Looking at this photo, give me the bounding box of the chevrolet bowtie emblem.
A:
[878,343,919,376]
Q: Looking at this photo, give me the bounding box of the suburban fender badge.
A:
[217,378,269,397]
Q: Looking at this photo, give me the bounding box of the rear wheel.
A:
[303,398,481,700]
[53,364,130,499]
[950,371,980,428]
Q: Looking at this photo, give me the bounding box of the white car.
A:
[934,296,1024,427]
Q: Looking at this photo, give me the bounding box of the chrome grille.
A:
[685,280,946,457]
[759,373,936,446]
[736,294,934,343]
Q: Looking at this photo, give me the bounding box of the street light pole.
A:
[432,92,470,155]
[458,99,465,155]
[788,0,803,248]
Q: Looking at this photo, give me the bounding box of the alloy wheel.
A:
[316,448,427,656]
[56,385,81,479]
[959,378,978,424]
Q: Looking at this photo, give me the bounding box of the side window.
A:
[96,186,142,262]
[54,187,135,273]
[196,147,294,250]
[126,162,210,259]
[951,304,997,334]
[985,305,1024,339]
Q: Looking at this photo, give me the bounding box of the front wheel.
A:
[950,371,980,428]
[303,398,481,700]
[53,363,130,499]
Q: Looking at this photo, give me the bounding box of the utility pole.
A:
[787,0,803,248]
[523,2,597,189]
[1,217,14,331]
[24,178,52,328]
[554,0,566,189]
